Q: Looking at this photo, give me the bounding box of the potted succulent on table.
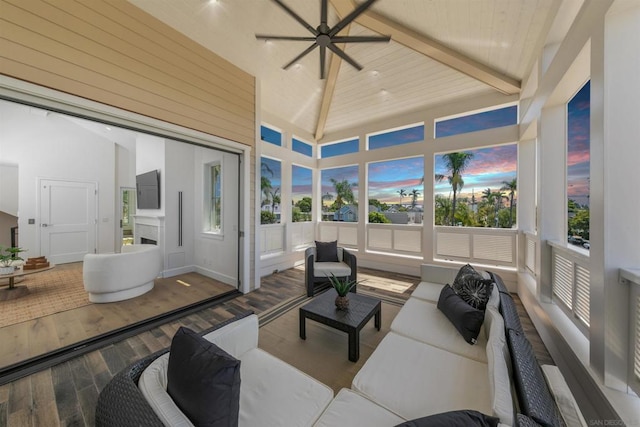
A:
[327,273,359,311]
[0,246,26,275]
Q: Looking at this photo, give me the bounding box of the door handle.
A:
[41,223,52,227]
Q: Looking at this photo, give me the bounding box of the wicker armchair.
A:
[95,311,254,426]
[305,246,357,297]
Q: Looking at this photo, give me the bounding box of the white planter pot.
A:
[0,266,14,275]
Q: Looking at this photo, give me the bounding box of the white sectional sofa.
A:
[95,264,585,427]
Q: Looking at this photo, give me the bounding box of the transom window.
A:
[435,105,518,138]
[367,123,424,150]
[261,125,282,146]
[292,137,313,157]
[320,138,359,158]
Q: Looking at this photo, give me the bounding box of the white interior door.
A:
[40,179,97,264]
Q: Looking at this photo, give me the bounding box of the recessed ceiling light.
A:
[371,70,379,77]
[105,126,112,131]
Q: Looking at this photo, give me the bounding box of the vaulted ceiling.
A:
[130,0,559,141]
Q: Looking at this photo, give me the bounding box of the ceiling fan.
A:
[256,0,391,79]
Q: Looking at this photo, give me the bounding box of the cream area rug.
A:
[0,262,89,328]
[259,295,402,394]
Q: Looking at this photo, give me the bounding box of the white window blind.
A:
[575,265,590,327]
[553,253,574,309]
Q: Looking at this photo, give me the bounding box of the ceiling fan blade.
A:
[320,45,326,79]
[282,43,319,70]
[256,35,317,41]
[272,0,318,36]
[321,0,328,27]
[329,0,378,37]
[331,35,391,43]
[327,42,362,71]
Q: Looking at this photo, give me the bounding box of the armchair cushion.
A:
[315,240,339,262]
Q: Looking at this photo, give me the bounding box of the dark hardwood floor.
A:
[0,266,552,426]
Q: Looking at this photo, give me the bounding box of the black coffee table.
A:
[299,289,381,362]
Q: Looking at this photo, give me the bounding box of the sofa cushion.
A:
[391,297,488,362]
[352,332,492,420]
[541,365,588,427]
[437,284,485,344]
[315,240,339,262]
[410,281,445,303]
[452,264,482,291]
[507,329,566,427]
[238,348,333,426]
[314,388,405,427]
[139,353,193,427]
[394,410,500,427]
[167,327,241,427]
[484,308,514,426]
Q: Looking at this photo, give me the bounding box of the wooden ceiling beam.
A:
[329,0,521,95]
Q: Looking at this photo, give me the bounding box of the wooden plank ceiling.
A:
[130,0,558,141]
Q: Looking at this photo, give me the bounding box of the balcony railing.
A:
[620,268,640,396]
[318,222,358,248]
[260,223,285,256]
[434,226,518,268]
[548,241,590,329]
[367,224,422,256]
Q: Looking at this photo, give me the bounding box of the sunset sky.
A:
[264,94,590,208]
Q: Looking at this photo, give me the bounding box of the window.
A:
[205,163,222,232]
[261,156,281,224]
[261,125,282,146]
[292,165,312,222]
[367,157,424,224]
[321,165,358,222]
[434,144,517,227]
[320,138,359,158]
[435,105,518,138]
[567,81,590,250]
[368,124,424,150]
[292,137,313,157]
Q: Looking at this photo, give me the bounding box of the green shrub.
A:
[261,211,277,224]
[368,211,391,223]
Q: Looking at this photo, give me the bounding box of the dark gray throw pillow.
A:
[167,327,241,427]
[437,284,485,344]
[394,410,500,427]
[315,240,339,262]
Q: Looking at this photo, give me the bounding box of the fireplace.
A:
[140,237,157,245]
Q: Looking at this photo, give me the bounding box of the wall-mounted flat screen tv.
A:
[136,169,160,209]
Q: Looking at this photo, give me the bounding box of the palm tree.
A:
[397,189,406,206]
[410,189,420,208]
[500,178,517,227]
[261,160,274,208]
[441,152,474,225]
[330,178,356,210]
[269,187,280,215]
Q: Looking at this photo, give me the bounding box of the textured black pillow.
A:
[315,240,339,262]
[167,327,241,427]
[394,410,500,427]
[456,276,494,310]
[437,284,485,344]
[452,263,481,292]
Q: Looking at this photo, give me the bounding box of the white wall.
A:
[0,164,18,216]
[0,102,117,255]
[163,140,195,275]
[193,147,239,286]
